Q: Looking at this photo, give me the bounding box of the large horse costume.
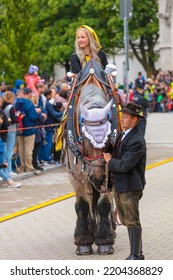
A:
[62,60,122,255]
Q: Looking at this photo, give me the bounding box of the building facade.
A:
[158,0,173,71]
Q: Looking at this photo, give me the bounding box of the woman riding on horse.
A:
[70,25,108,74]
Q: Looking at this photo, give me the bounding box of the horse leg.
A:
[95,193,115,255]
[74,196,94,255]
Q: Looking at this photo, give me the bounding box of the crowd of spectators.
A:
[119,70,173,113]
[0,65,70,188]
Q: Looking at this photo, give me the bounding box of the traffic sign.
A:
[120,0,133,19]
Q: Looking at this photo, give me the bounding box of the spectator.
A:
[38,89,63,164]
[0,82,7,97]
[54,92,68,110]
[31,95,46,171]
[2,91,18,175]
[15,88,40,172]
[12,79,24,96]
[36,81,47,113]
[135,72,145,89]
[49,86,58,104]
[0,105,21,187]
[132,84,149,136]
[129,89,134,102]
[24,64,42,96]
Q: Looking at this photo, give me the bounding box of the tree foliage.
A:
[128,0,159,76]
[82,0,159,76]
[0,0,39,82]
[0,0,159,83]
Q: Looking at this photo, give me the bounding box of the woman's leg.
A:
[0,168,11,181]
[6,132,16,173]
[0,143,12,181]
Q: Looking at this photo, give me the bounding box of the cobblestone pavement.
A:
[0,113,173,260]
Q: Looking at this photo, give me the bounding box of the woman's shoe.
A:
[10,171,18,176]
[7,179,21,188]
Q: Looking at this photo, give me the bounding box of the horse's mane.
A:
[79,84,108,110]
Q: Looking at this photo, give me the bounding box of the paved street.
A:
[0,112,173,260]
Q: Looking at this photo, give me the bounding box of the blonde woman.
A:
[2,91,18,175]
[70,25,108,74]
[0,97,21,187]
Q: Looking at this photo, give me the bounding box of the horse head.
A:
[79,84,113,190]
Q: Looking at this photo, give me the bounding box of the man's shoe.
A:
[39,160,45,166]
[47,160,54,164]
[53,161,62,166]
[44,160,54,165]
[34,170,42,175]
[34,166,44,171]
[126,254,140,260]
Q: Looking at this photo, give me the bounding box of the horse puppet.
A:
[65,60,122,255]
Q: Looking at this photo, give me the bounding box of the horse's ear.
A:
[80,103,88,119]
[102,99,113,115]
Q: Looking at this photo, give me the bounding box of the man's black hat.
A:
[120,103,144,118]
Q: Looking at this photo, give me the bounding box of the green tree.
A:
[0,0,39,83]
[83,0,159,76]
[0,0,159,82]
[32,0,86,73]
[33,0,119,73]
[129,0,159,76]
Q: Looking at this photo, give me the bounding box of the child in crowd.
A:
[24,64,44,96]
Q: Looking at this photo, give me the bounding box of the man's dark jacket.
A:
[108,126,146,193]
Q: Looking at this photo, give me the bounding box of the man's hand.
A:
[41,113,47,121]
[103,152,111,163]
[35,108,41,113]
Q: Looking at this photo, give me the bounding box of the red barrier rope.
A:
[0,123,60,133]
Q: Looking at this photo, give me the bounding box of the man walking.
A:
[103,103,146,260]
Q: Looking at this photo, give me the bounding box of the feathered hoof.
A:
[76,245,93,255]
[97,245,114,255]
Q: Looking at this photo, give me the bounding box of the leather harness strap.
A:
[107,75,122,133]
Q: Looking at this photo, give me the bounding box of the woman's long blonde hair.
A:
[75,27,101,67]
[3,91,15,104]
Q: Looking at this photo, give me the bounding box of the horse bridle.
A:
[83,155,105,167]
[83,116,108,127]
